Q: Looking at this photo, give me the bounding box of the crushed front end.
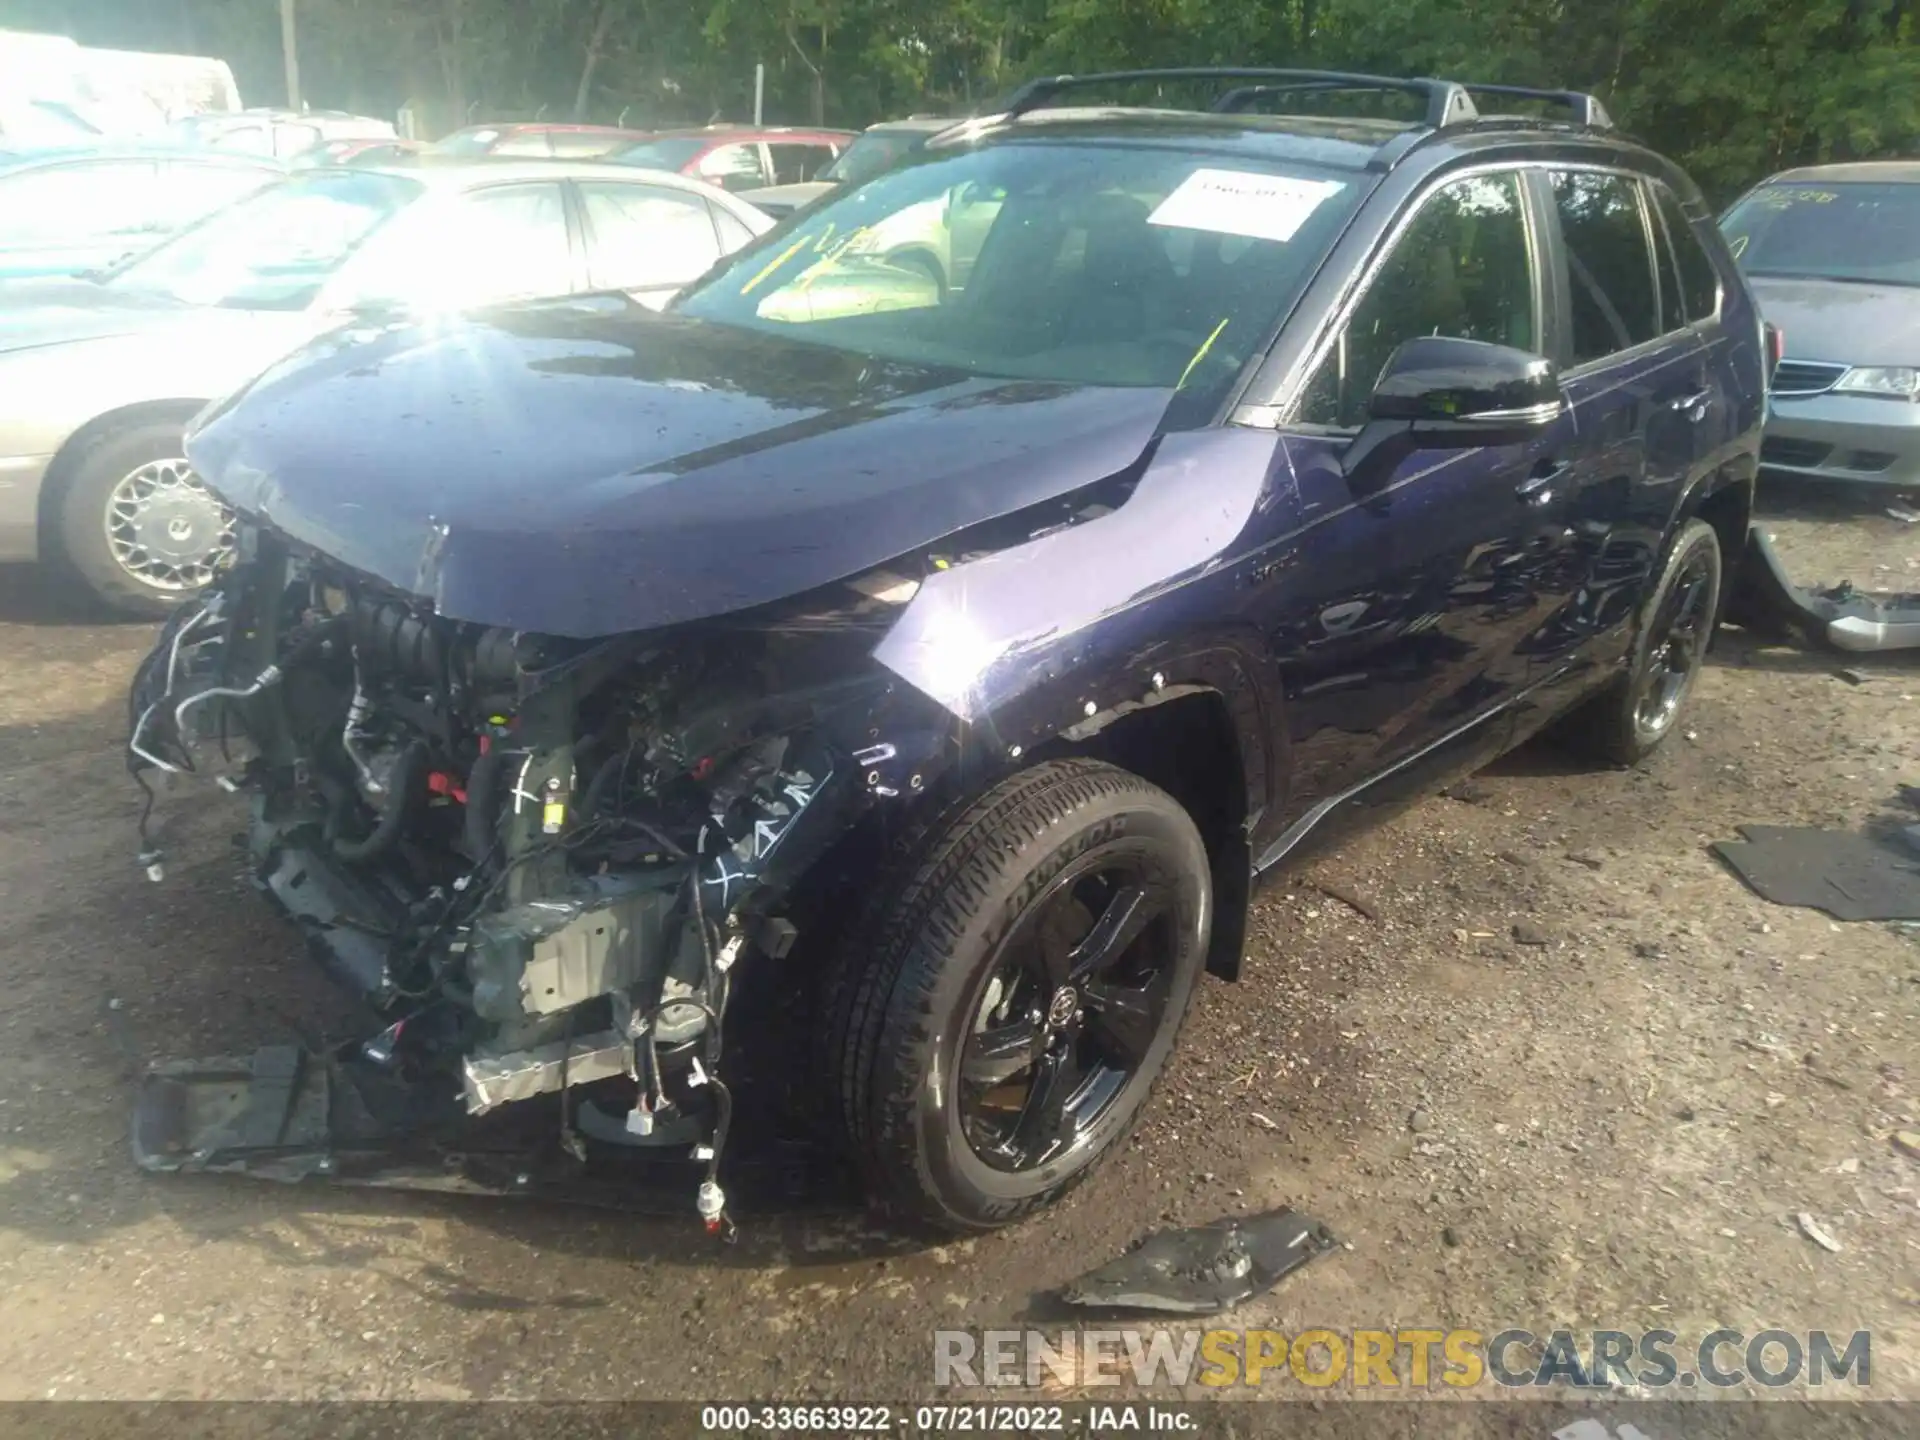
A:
[125,522,955,1231]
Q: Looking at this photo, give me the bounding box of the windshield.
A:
[610,136,707,171]
[676,141,1359,393]
[1722,180,1920,286]
[107,169,422,310]
[819,129,930,185]
[1,98,101,142]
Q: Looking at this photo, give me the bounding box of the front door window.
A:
[1299,171,1537,428]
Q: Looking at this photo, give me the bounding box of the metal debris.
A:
[1796,1211,1842,1253]
[1059,1207,1337,1315]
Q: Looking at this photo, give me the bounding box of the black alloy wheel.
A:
[957,855,1179,1173]
[1632,537,1717,743]
[1561,517,1723,765]
[820,758,1211,1231]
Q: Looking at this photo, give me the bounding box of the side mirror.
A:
[1368,335,1563,431]
[1343,336,1563,491]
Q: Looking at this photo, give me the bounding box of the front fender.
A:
[874,425,1286,832]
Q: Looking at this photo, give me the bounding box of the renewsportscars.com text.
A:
[933,1327,1872,1391]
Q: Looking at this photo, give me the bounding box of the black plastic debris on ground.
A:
[132,1044,860,1218]
[1059,1207,1336,1316]
[1713,824,1920,922]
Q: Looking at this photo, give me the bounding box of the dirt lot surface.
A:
[0,496,1915,1412]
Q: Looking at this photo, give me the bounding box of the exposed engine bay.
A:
[124,520,986,1232]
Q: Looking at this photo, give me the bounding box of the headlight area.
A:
[123,525,958,1233]
[1833,365,1920,400]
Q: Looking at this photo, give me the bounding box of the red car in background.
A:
[431,123,655,159]
[606,126,856,192]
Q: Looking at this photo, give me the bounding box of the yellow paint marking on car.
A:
[739,233,814,296]
[1177,317,1231,390]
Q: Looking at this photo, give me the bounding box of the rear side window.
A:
[579,182,721,290]
[1652,184,1719,323]
[549,132,626,158]
[494,132,557,157]
[713,206,756,250]
[768,142,835,184]
[697,143,766,191]
[1299,170,1537,428]
[1651,189,1688,334]
[1550,172,1659,365]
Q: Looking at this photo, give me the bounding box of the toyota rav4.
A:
[125,69,1765,1235]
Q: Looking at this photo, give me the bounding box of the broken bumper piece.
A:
[133,1044,856,1213]
[1060,1206,1337,1316]
[136,1044,482,1189]
[1736,527,1920,654]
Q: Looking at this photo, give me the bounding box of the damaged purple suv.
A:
[126,70,1763,1234]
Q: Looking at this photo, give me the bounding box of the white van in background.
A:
[0,29,241,144]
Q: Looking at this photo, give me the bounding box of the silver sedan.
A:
[0,158,770,615]
[1724,162,1920,492]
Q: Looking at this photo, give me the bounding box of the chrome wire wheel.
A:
[1633,543,1716,741]
[103,458,235,593]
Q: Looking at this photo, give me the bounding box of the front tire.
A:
[820,759,1211,1232]
[53,418,233,619]
[1562,517,1722,765]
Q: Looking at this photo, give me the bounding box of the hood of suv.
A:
[1746,274,1920,367]
[187,298,1173,638]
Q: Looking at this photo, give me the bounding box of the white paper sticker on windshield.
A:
[1148,169,1345,244]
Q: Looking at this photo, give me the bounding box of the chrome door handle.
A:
[1517,460,1569,504]
[1669,388,1714,418]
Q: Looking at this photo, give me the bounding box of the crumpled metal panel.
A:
[461,1031,636,1114]
[873,427,1279,720]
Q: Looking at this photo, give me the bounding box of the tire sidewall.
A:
[895,792,1210,1227]
[55,419,212,618]
[1627,518,1722,750]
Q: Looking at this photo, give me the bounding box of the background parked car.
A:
[0,159,770,615]
[168,108,396,161]
[0,96,111,148]
[430,122,654,158]
[0,145,281,280]
[1724,162,1920,492]
[607,125,855,192]
[738,116,953,217]
[293,137,427,169]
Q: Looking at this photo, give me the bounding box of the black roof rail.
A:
[1459,83,1612,128]
[989,68,1479,130]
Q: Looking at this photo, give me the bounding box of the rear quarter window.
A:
[1550,171,1660,365]
[1652,183,1720,323]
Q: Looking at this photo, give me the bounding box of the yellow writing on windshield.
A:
[739,232,814,296]
[1176,317,1231,390]
[1755,188,1838,207]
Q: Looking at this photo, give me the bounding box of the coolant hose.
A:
[329,740,427,865]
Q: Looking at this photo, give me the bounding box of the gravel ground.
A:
[0,492,1915,1409]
